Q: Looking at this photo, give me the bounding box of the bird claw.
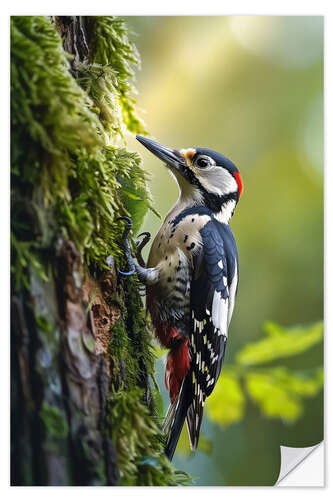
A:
[136,231,151,248]
[118,267,136,277]
[136,231,151,267]
[117,216,136,276]
[116,217,152,281]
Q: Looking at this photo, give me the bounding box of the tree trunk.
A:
[11,242,120,485]
[11,16,189,486]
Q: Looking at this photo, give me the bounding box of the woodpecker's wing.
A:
[186,219,234,450]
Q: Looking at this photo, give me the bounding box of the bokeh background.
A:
[124,16,324,486]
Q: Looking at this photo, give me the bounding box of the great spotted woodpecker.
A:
[119,135,243,461]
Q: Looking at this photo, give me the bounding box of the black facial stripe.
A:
[183,164,201,187]
[183,165,238,211]
[203,191,238,212]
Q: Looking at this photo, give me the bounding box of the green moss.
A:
[40,401,69,439]
[11,17,101,160]
[109,276,155,390]
[86,16,146,136]
[11,16,155,284]
[56,146,156,267]
[106,388,191,486]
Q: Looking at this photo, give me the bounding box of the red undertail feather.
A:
[147,294,190,403]
[165,337,190,403]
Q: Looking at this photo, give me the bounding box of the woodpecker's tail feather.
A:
[162,400,178,435]
[186,401,204,451]
[164,373,193,461]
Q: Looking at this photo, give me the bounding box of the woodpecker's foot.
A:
[117,216,136,276]
[117,217,159,285]
[135,231,151,267]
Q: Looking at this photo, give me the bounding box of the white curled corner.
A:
[276,442,324,486]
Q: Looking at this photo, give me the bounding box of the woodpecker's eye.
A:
[194,155,214,169]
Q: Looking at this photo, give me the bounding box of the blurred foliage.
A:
[245,367,323,421]
[236,321,323,366]
[124,16,323,485]
[205,372,246,427]
[206,321,323,426]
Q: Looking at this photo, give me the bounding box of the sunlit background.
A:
[124,16,323,486]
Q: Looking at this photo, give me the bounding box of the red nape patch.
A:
[234,172,243,199]
[165,339,190,403]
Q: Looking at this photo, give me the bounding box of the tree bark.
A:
[11,16,122,486]
[11,237,122,485]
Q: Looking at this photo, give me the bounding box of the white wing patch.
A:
[210,259,238,337]
[212,290,229,338]
[227,260,238,327]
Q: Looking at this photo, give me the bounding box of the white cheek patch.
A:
[214,200,236,224]
[198,167,238,196]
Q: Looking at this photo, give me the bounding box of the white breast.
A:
[148,212,211,268]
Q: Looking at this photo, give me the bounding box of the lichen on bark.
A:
[11,15,190,486]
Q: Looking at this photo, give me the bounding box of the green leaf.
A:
[245,367,323,422]
[246,371,300,421]
[119,177,150,234]
[206,372,245,427]
[236,321,323,366]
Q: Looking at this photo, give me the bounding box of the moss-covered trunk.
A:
[11,16,189,486]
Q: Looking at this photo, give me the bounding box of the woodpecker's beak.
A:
[136,135,186,172]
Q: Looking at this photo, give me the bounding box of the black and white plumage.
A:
[186,214,238,451]
[120,136,243,461]
[163,208,239,459]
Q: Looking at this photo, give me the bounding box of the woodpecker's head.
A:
[136,135,243,221]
